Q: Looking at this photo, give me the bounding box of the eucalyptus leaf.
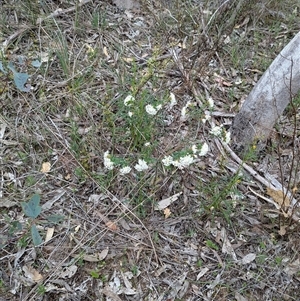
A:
[13,72,30,92]
[46,214,65,224]
[21,194,41,218]
[31,224,43,246]
[31,60,42,68]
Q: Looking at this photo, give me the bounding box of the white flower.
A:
[223,131,231,144]
[171,160,180,168]
[135,159,148,172]
[199,143,209,156]
[145,104,161,116]
[169,92,177,108]
[178,155,194,168]
[181,101,192,120]
[145,104,158,115]
[210,125,223,136]
[202,112,211,124]
[172,155,194,169]
[192,145,198,154]
[103,151,114,170]
[181,106,187,118]
[128,111,133,117]
[144,142,151,147]
[207,97,214,108]
[124,95,135,106]
[120,166,132,175]
[162,155,173,167]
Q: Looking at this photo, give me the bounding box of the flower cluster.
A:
[202,111,211,124]
[210,125,231,144]
[119,166,132,175]
[103,151,114,170]
[162,143,209,170]
[103,151,148,174]
[168,92,177,109]
[145,104,162,116]
[180,100,193,121]
[134,159,149,171]
[124,95,135,107]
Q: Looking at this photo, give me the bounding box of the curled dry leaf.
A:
[95,211,118,231]
[59,265,78,279]
[163,208,171,218]
[22,265,43,282]
[0,199,17,208]
[266,187,290,208]
[284,258,300,276]
[72,248,109,262]
[41,162,51,173]
[155,192,182,210]
[106,221,118,231]
[112,0,140,9]
[196,267,209,280]
[241,253,256,265]
[45,227,54,242]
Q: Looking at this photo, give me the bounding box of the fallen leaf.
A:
[42,189,65,210]
[220,227,237,261]
[72,249,109,262]
[95,211,118,231]
[155,192,182,210]
[284,258,300,275]
[99,247,109,260]
[23,265,43,282]
[0,122,6,139]
[123,57,134,63]
[266,187,290,208]
[278,225,287,236]
[235,291,248,301]
[74,225,80,233]
[103,46,109,58]
[59,265,78,279]
[196,267,209,280]
[112,0,140,9]
[41,162,51,173]
[106,221,118,231]
[0,199,17,208]
[164,208,171,218]
[45,227,54,242]
[241,253,256,265]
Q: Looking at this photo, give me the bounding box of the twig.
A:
[1,26,31,53]
[36,0,93,25]
[216,139,300,221]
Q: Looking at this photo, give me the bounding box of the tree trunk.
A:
[231,31,300,153]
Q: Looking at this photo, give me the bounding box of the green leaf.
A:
[7,62,30,92]
[31,224,42,246]
[46,214,65,224]
[21,194,41,218]
[13,72,30,92]
[31,60,42,68]
[7,61,16,73]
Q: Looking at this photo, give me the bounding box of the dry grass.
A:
[1,0,300,300]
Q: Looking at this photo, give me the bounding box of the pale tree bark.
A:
[231,31,300,153]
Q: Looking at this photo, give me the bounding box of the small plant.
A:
[21,194,43,246]
[206,239,219,251]
[37,284,46,295]
[0,60,31,92]
[90,270,100,279]
[131,265,139,276]
[20,194,64,246]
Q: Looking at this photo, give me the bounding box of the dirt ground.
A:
[1,0,300,300]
